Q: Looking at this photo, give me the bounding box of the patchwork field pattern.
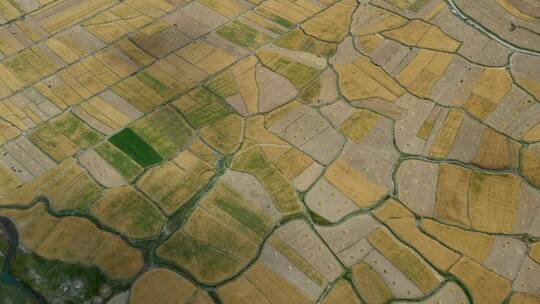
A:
[0,0,539,303]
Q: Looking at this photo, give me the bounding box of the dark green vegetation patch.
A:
[108,128,162,167]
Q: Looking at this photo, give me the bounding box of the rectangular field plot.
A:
[94,142,143,181]
[108,128,162,167]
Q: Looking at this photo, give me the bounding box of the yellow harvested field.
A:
[465,68,512,119]
[396,50,454,98]
[384,20,460,52]
[450,257,512,304]
[220,262,313,304]
[367,228,442,294]
[373,198,415,222]
[434,163,471,226]
[335,56,404,101]
[352,262,392,304]
[429,109,465,158]
[420,219,494,263]
[302,0,357,43]
[386,217,460,271]
[321,279,361,304]
[468,171,520,233]
[530,242,540,264]
[325,159,387,208]
[130,268,212,304]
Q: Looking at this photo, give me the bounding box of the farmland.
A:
[0,0,539,303]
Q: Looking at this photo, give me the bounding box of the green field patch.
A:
[301,37,336,57]
[157,206,259,284]
[30,112,103,161]
[52,172,103,212]
[300,79,321,104]
[210,184,272,237]
[173,87,234,129]
[339,110,380,143]
[156,231,242,283]
[95,142,143,181]
[29,126,73,162]
[136,70,175,99]
[3,52,40,84]
[274,28,304,50]
[200,114,243,155]
[109,128,162,167]
[131,106,194,159]
[270,237,326,286]
[205,70,239,99]
[137,159,215,215]
[54,113,102,145]
[257,50,320,88]
[275,29,336,58]
[216,21,271,51]
[256,7,295,29]
[90,186,166,239]
[231,146,302,216]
